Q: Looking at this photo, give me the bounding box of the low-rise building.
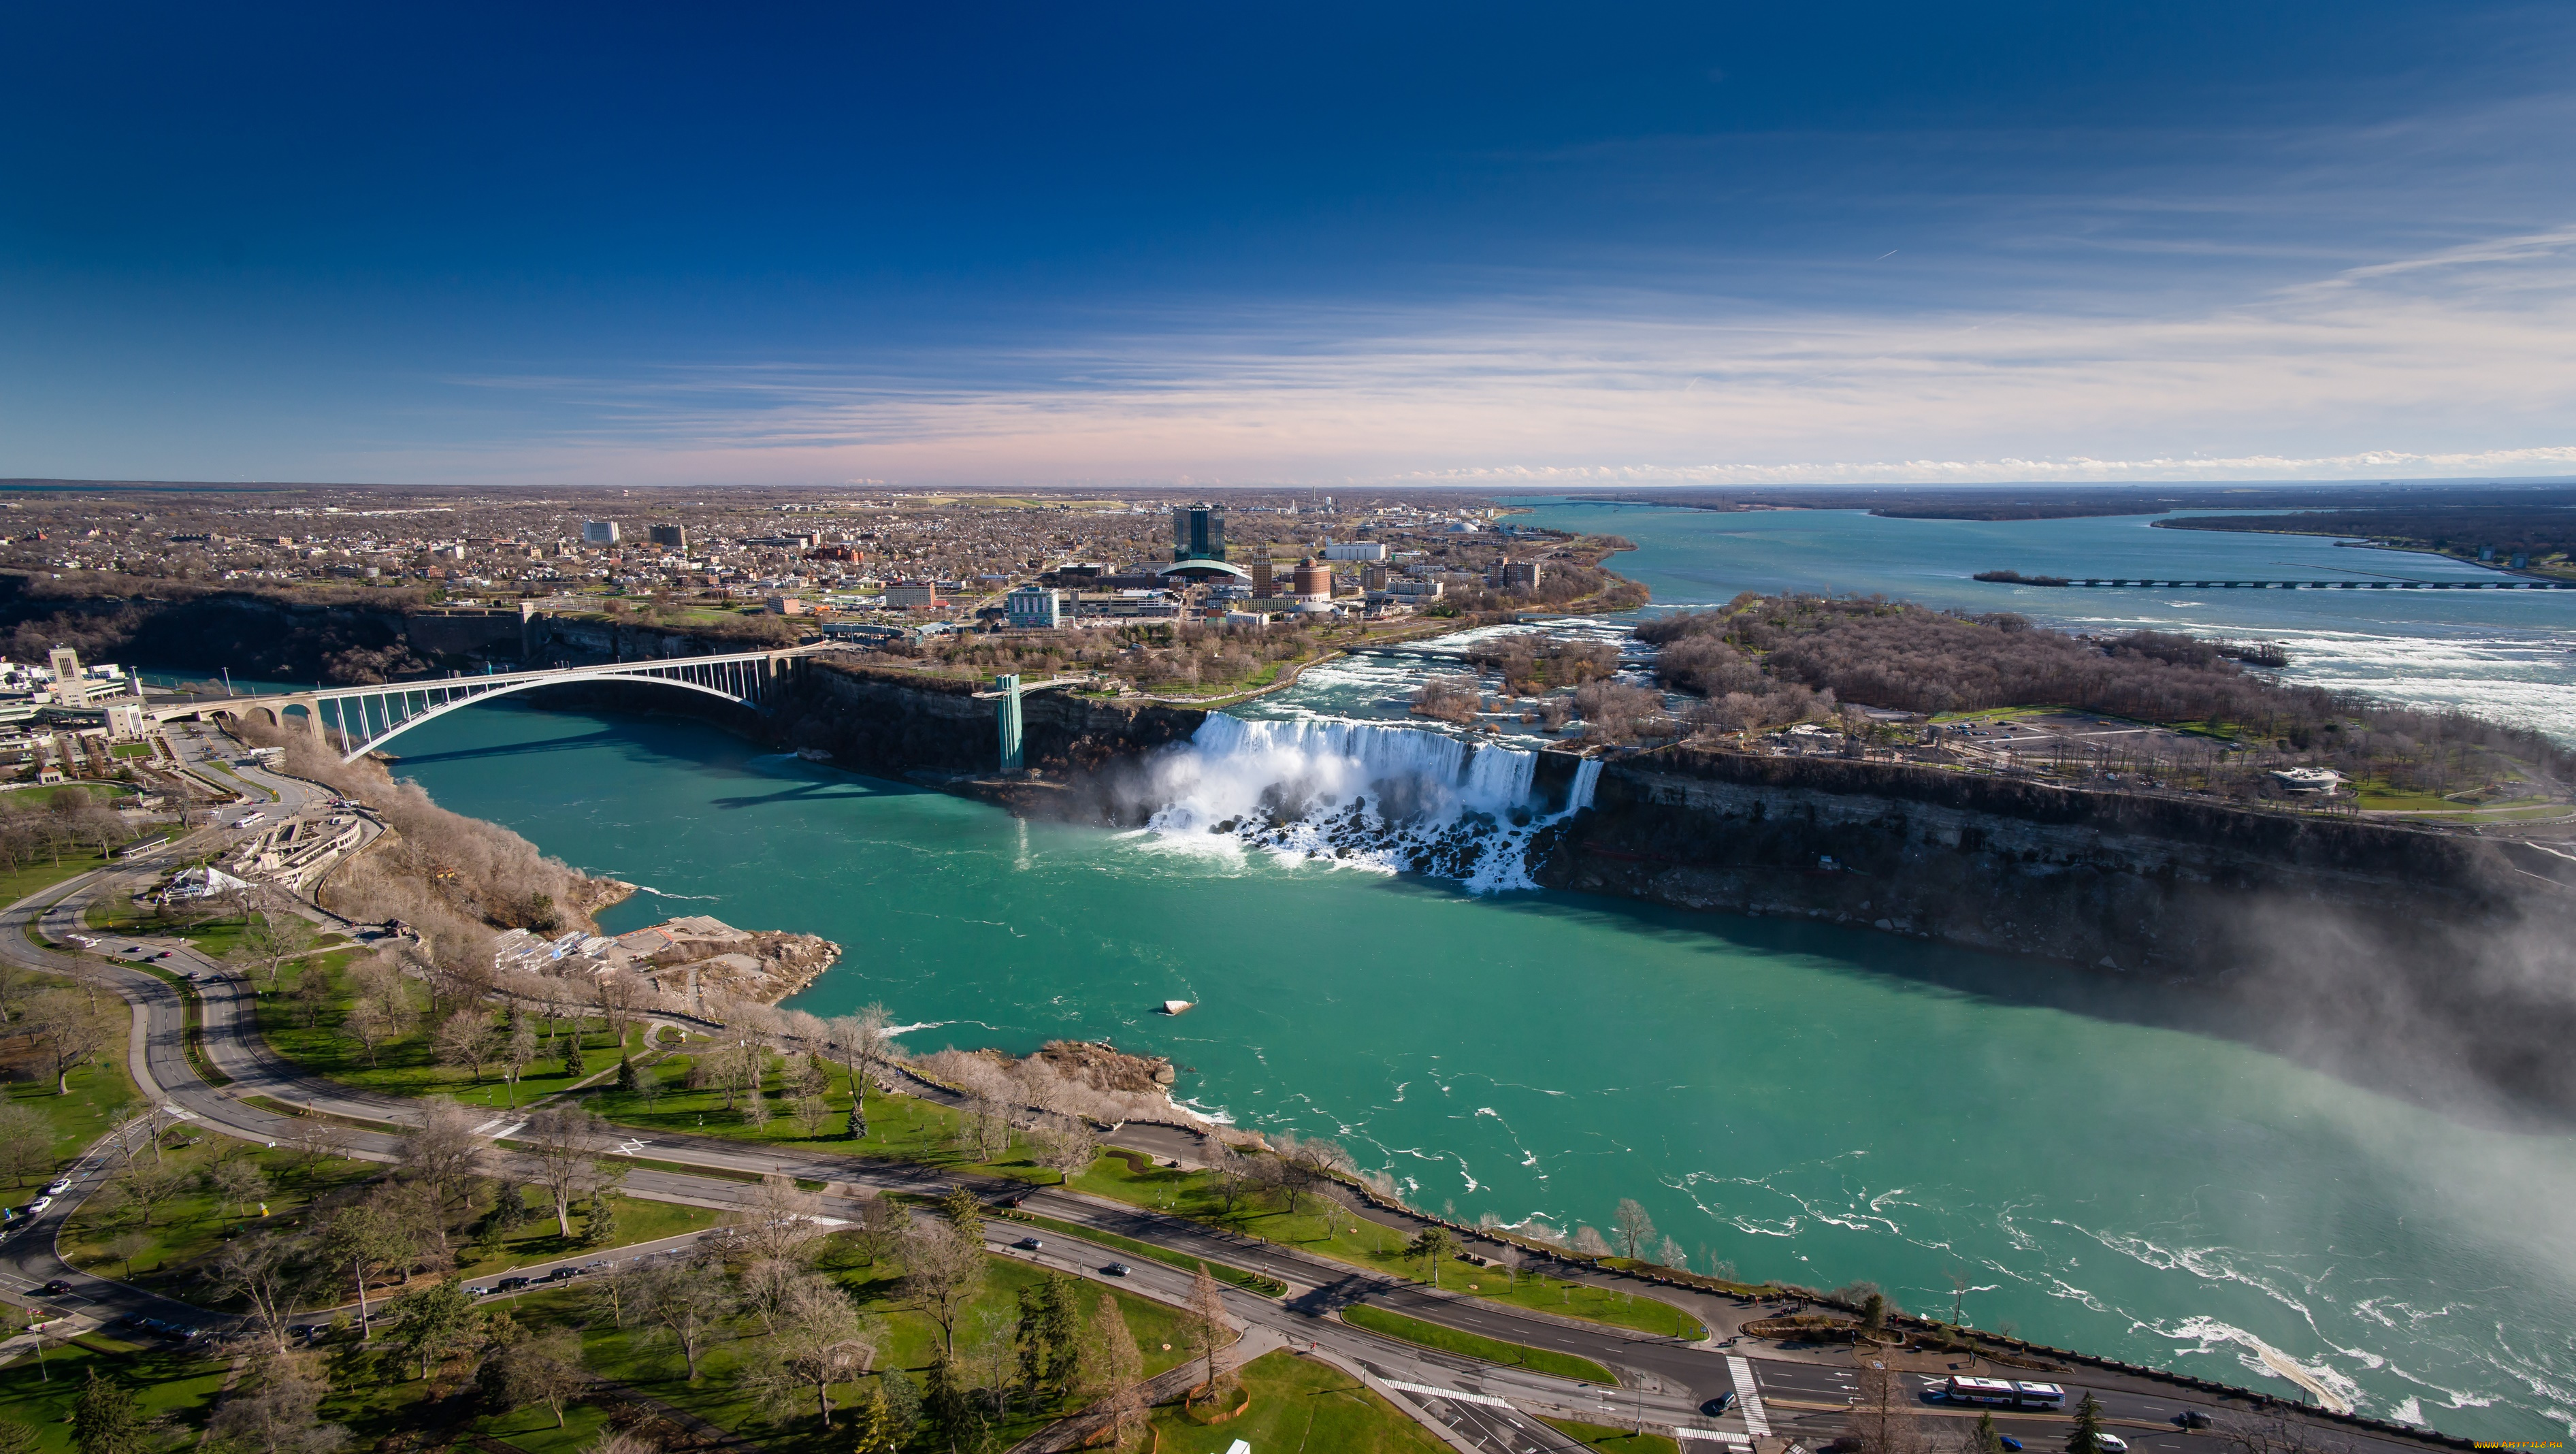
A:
[1005,585,1064,628]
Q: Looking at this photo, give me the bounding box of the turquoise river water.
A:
[355,503,2568,1440]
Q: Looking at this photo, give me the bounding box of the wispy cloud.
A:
[393,218,2576,487]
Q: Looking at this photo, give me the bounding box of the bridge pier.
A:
[995,674,1023,775]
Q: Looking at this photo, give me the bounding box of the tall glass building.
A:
[1172,502,1226,562]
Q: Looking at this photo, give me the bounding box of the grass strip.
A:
[1001,1208,1289,1297]
[1539,1417,1680,1453]
[1341,1304,1616,1386]
[131,964,231,1088]
[234,1095,397,1133]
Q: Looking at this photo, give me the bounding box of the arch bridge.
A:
[152,647,832,762]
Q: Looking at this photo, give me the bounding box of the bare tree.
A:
[1851,1355,1924,1454]
[1032,1112,1097,1186]
[727,1173,829,1265]
[1612,1197,1657,1260]
[0,1103,51,1186]
[495,1331,591,1428]
[521,1105,617,1238]
[209,1350,347,1454]
[210,1233,308,1354]
[280,1119,350,1178]
[102,1158,190,1229]
[396,1099,483,1233]
[1185,1263,1233,1398]
[900,1215,987,1358]
[209,1158,272,1218]
[29,989,120,1095]
[1573,1225,1613,1257]
[1075,1291,1147,1449]
[227,894,319,995]
[431,1010,500,1082]
[745,1276,879,1427]
[635,1256,736,1380]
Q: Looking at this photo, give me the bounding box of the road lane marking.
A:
[1727,1356,1772,1437]
[1384,1380,1514,1410]
[1676,1430,1754,1448]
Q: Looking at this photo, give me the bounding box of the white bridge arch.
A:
[151,648,826,762]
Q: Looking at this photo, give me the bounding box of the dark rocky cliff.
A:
[775,660,1205,788]
[1534,750,2576,1114]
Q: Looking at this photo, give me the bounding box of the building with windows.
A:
[1171,502,1226,562]
[583,520,621,545]
[47,647,84,708]
[884,581,943,609]
[1005,585,1064,628]
[649,523,689,549]
[1320,541,1387,562]
[1500,560,1545,589]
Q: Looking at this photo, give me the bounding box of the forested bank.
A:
[1633,593,2572,798]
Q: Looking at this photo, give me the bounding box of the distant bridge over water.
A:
[2057,578,2574,590]
[151,647,836,762]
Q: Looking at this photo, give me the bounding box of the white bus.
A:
[1938,1377,2022,1406]
[2013,1383,2067,1410]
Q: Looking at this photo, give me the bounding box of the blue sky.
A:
[3,2,2572,487]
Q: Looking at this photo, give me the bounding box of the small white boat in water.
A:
[1159,999,1194,1016]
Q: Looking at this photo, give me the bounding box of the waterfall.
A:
[1568,756,1603,812]
[1143,715,1589,892]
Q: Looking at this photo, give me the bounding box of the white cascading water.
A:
[1143,714,1595,892]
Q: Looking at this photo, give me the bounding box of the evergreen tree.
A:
[876,1368,922,1447]
[940,1185,984,1242]
[923,1355,990,1454]
[845,1384,900,1454]
[0,1418,41,1454]
[615,1056,642,1095]
[1015,1273,1082,1401]
[562,1033,585,1078]
[1975,1411,2006,1454]
[581,1192,618,1248]
[2068,1392,2109,1454]
[71,1372,145,1454]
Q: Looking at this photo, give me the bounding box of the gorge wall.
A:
[1533,750,2576,1115]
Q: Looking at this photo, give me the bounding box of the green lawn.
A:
[0,1036,141,1196]
[1069,1150,1706,1339]
[1147,1348,1452,1454]
[445,1248,1201,1454]
[0,855,116,915]
[257,959,635,1110]
[59,1135,381,1293]
[1541,1417,1682,1453]
[0,1341,235,1453]
[1341,1304,1616,1385]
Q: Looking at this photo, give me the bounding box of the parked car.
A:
[1102,1263,1131,1277]
[1700,1393,1738,1416]
[39,1280,71,1295]
[1014,1238,1043,1251]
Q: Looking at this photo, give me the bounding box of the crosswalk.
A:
[1727,1355,1772,1437]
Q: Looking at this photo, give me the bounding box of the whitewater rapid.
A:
[1142,713,1601,892]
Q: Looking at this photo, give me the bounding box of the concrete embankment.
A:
[1531,749,2576,1114]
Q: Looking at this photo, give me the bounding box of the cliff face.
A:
[1534,750,2576,1114]
[779,661,1205,783]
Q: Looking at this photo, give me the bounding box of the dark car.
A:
[1700,1393,1738,1417]
[1103,1263,1131,1277]
[2000,1439,2023,1451]
[496,1276,531,1292]
[542,1266,580,1282]
[39,1280,71,1296]
[155,950,173,959]
[1014,1238,1043,1251]
[2176,1412,2214,1431]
